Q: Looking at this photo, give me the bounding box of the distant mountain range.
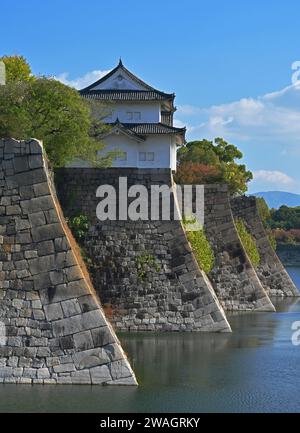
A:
[251,191,300,209]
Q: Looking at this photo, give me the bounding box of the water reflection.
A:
[0,272,300,412]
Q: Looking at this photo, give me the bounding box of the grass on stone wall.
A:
[183,217,214,274]
[235,218,260,267]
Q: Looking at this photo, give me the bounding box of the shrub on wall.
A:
[268,232,277,251]
[66,214,90,243]
[235,218,260,267]
[135,252,160,281]
[183,217,214,273]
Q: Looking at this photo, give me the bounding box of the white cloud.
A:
[253,170,294,185]
[175,83,300,144]
[177,105,202,116]
[175,84,300,193]
[173,118,186,128]
[55,70,110,90]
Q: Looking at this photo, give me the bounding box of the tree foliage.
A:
[261,203,300,246]
[0,55,33,83]
[177,138,253,195]
[174,161,222,184]
[66,214,90,242]
[273,228,300,244]
[0,55,115,168]
[267,205,300,230]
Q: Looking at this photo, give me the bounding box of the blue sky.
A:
[1,0,300,193]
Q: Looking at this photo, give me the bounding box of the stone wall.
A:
[203,185,275,311]
[0,139,137,385]
[231,196,299,296]
[55,168,231,332]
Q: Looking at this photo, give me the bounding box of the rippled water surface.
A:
[0,268,300,412]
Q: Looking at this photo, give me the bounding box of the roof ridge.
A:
[79,60,173,95]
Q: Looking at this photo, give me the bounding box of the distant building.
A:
[77,60,186,170]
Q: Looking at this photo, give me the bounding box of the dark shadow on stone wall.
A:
[231,195,299,297]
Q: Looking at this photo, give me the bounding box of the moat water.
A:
[1,267,300,413]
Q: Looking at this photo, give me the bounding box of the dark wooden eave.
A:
[122,122,185,136]
[80,89,174,102]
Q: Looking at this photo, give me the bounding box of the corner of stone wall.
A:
[202,184,275,311]
[230,195,299,297]
[0,138,137,385]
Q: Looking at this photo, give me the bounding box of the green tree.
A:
[178,139,220,166]
[0,56,115,168]
[0,82,31,137]
[0,55,33,83]
[177,138,253,195]
[213,137,243,162]
[25,78,112,167]
[266,205,300,230]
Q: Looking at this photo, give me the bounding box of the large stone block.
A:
[0,367,13,377]
[52,315,84,337]
[28,254,56,275]
[39,280,88,304]
[78,295,99,313]
[31,223,64,243]
[53,363,75,373]
[73,330,94,351]
[0,139,137,386]
[61,298,81,317]
[21,195,53,215]
[28,211,46,227]
[36,240,54,256]
[13,156,29,173]
[91,326,115,347]
[37,368,50,379]
[29,155,43,170]
[70,370,91,384]
[12,168,46,187]
[73,348,110,369]
[90,365,112,384]
[44,303,64,321]
[33,182,49,197]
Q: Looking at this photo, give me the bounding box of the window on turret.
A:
[127,111,141,121]
[139,152,154,161]
[116,152,127,161]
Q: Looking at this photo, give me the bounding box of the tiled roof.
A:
[100,121,186,145]
[122,122,186,135]
[80,89,174,101]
